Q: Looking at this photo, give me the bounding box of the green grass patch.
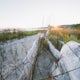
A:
[48,28,80,50]
[50,28,80,43]
[38,37,49,53]
[48,33,62,50]
[0,29,44,44]
[72,24,80,29]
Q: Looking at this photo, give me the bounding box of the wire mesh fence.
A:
[0,34,40,80]
[0,33,80,80]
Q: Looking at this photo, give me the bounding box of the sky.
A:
[0,0,80,29]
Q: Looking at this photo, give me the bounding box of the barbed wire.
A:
[0,34,80,80]
[0,39,39,80]
[0,44,30,80]
[47,39,80,80]
[38,65,80,80]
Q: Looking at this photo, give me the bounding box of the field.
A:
[0,25,80,80]
[48,26,80,50]
[0,25,80,50]
[0,29,44,44]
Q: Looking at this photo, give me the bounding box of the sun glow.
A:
[54,26,58,28]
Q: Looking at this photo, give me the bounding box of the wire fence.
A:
[0,34,80,80]
[47,40,80,80]
[37,65,80,80]
[0,37,39,80]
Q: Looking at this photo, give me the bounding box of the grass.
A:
[48,33,62,50]
[72,24,80,29]
[51,28,80,43]
[38,37,49,53]
[48,28,80,50]
[0,29,45,44]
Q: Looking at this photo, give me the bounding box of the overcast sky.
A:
[0,0,80,29]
